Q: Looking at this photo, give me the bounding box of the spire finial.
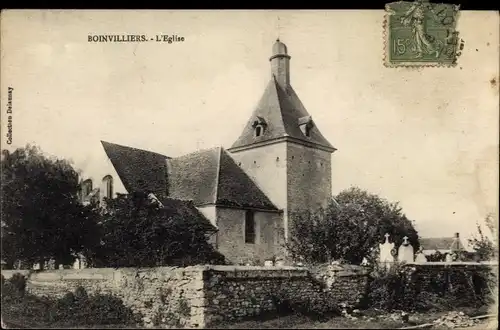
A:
[277,16,281,40]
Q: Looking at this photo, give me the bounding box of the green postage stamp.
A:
[385,0,463,67]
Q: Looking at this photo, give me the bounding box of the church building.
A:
[81,39,336,265]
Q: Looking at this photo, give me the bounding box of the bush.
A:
[1,273,27,303]
[366,263,496,313]
[366,263,407,312]
[87,193,222,268]
[412,291,453,312]
[48,287,141,326]
[286,187,420,265]
[74,285,88,300]
[8,273,27,293]
[2,284,142,327]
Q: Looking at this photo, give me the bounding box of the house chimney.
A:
[454,232,459,238]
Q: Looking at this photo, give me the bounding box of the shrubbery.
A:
[1,273,141,327]
[1,273,28,304]
[48,286,141,326]
[365,263,408,311]
[365,263,496,313]
[287,187,419,265]
[85,192,226,268]
[9,272,27,293]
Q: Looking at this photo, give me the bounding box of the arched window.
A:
[102,175,113,199]
[255,125,263,137]
[305,125,311,137]
[82,179,93,197]
[245,210,256,244]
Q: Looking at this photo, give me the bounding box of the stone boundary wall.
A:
[2,267,206,328]
[202,265,368,324]
[6,263,493,327]
[2,265,369,328]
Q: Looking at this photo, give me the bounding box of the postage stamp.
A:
[384,0,463,67]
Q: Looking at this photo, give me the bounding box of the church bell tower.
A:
[228,39,336,242]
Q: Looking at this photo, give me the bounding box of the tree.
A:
[469,213,497,261]
[85,192,225,268]
[1,145,100,268]
[286,187,419,265]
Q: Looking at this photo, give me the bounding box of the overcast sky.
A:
[1,10,498,241]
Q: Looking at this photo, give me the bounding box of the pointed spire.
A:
[229,39,336,153]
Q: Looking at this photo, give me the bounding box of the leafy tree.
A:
[85,192,225,268]
[286,187,419,265]
[1,145,100,269]
[468,213,497,261]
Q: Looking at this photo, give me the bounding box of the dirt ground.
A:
[453,319,497,330]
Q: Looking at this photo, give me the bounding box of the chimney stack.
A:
[454,232,460,238]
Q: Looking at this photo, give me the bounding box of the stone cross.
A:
[398,236,414,263]
[379,233,395,264]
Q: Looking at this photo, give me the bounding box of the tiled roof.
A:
[420,237,465,251]
[102,141,278,211]
[167,147,279,211]
[166,147,220,205]
[157,197,217,232]
[229,76,335,152]
[101,141,170,199]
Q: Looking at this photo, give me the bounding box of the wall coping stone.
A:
[406,262,498,266]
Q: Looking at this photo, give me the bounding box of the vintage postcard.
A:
[1,8,499,329]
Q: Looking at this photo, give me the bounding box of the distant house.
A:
[420,232,470,257]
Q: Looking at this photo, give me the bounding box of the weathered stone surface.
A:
[2,264,376,328]
[3,267,206,328]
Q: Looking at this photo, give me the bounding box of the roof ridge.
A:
[174,146,220,160]
[100,140,170,159]
[214,146,222,204]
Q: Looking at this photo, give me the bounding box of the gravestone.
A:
[398,236,414,263]
[415,247,428,263]
[379,233,396,268]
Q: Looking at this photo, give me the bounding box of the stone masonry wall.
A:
[202,265,368,325]
[286,143,332,216]
[4,264,494,328]
[2,267,206,328]
[2,265,369,328]
[215,208,282,265]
